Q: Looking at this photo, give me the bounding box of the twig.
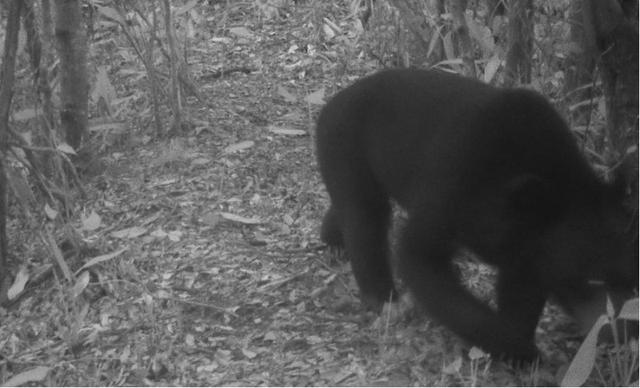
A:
[165,296,239,317]
[200,67,254,80]
[257,273,303,292]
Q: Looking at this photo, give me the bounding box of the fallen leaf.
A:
[268,126,306,136]
[168,230,183,242]
[277,85,297,103]
[111,226,147,239]
[175,0,198,15]
[57,142,77,155]
[151,229,168,238]
[153,178,178,187]
[2,366,50,387]
[96,5,126,25]
[44,204,58,220]
[484,55,501,83]
[201,212,221,227]
[283,214,294,225]
[76,248,127,274]
[304,88,325,105]
[13,108,37,122]
[223,141,254,154]
[197,361,218,373]
[322,273,337,285]
[229,26,254,39]
[91,66,117,106]
[307,335,322,344]
[220,212,261,225]
[242,348,257,359]
[322,22,336,40]
[7,267,29,300]
[210,36,232,44]
[89,122,125,133]
[120,345,131,364]
[82,211,102,231]
[72,271,91,299]
[191,157,211,166]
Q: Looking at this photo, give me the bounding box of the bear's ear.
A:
[505,174,561,226]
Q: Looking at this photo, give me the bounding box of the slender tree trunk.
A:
[149,6,163,137]
[388,0,439,58]
[0,0,22,301]
[42,0,54,40]
[24,0,56,174]
[54,0,88,150]
[564,1,594,94]
[163,0,183,135]
[583,0,638,160]
[41,0,55,127]
[504,0,533,86]
[447,0,476,76]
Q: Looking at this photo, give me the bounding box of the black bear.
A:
[315,69,637,361]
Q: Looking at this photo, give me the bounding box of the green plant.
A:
[561,297,639,386]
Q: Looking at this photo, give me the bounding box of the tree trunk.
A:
[162,0,184,135]
[0,0,22,301]
[583,0,638,160]
[54,0,88,150]
[24,0,57,172]
[564,1,595,95]
[447,0,476,76]
[504,0,533,86]
[385,0,446,66]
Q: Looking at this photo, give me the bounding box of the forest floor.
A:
[0,2,607,386]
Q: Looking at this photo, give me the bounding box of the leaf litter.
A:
[0,2,602,386]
